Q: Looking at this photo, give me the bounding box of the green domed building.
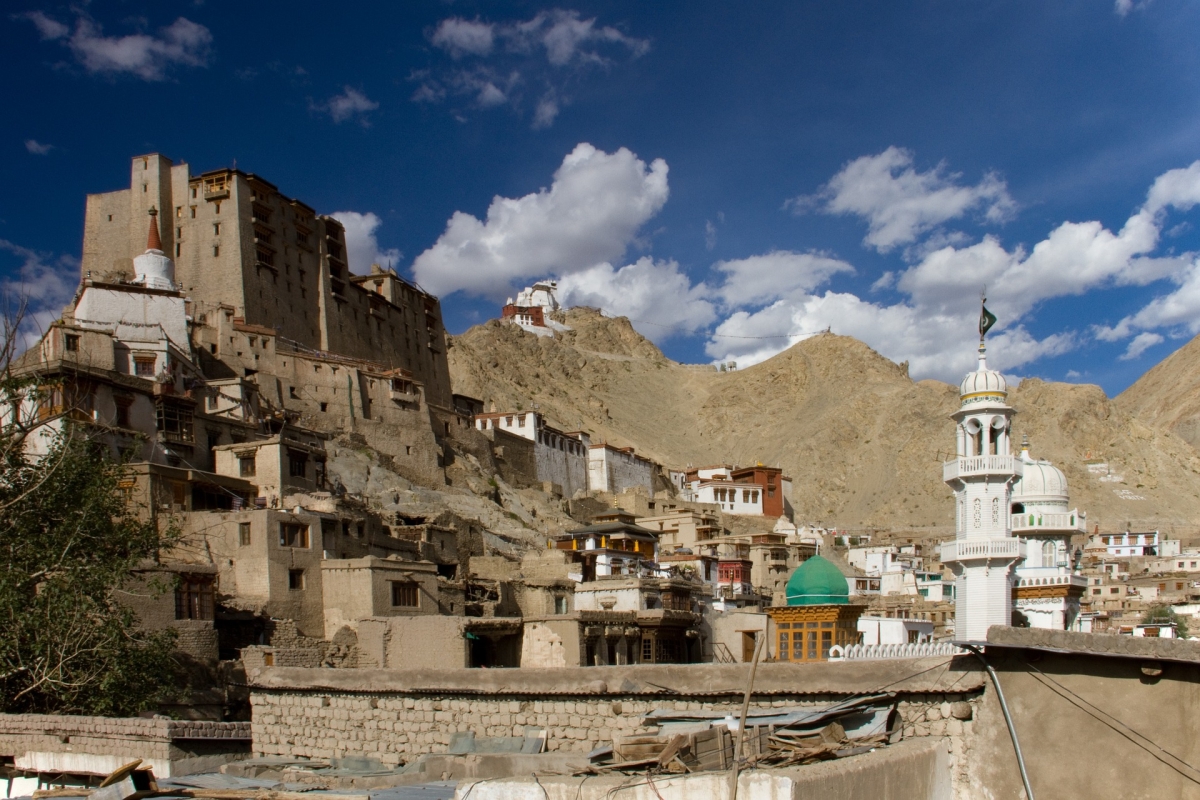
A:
[767,555,864,663]
[784,555,850,605]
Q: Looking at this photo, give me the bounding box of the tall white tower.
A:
[941,308,1023,641]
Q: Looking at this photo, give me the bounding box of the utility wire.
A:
[1023,658,1200,785]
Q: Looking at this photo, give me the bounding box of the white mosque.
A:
[941,309,1088,641]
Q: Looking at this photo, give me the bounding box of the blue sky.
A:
[5,1,1200,394]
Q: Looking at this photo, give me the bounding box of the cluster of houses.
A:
[17,153,1200,721]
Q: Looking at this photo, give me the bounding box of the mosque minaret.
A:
[942,304,1091,639]
[941,304,1023,641]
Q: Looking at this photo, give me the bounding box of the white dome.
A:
[1012,446,1069,505]
[960,367,1007,397]
[959,347,1007,400]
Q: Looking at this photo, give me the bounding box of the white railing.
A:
[941,538,1022,562]
[943,455,1022,482]
[1016,574,1087,588]
[829,642,965,661]
[1011,512,1086,533]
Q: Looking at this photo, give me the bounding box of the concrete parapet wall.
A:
[452,737,951,800]
[248,659,984,766]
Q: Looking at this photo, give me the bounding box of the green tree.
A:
[1141,605,1189,639]
[0,297,182,716]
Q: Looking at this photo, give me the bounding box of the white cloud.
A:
[792,146,1016,252]
[418,9,648,127]
[0,239,80,349]
[412,143,669,298]
[430,18,495,59]
[316,87,379,124]
[705,220,717,251]
[557,258,716,341]
[714,251,854,307]
[21,11,69,40]
[703,156,1200,380]
[24,140,53,155]
[512,9,650,66]
[21,13,213,81]
[532,91,560,129]
[1115,0,1152,16]
[329,212,401,275]
[705,291,1074,377]
[1120,332,1164,360]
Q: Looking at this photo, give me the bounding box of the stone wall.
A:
[0,714,250,778]
[248,659,985,767]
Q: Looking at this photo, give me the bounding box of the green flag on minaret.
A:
[979,304,997,339]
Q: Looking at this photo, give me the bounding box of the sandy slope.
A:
[449,309,1200,533]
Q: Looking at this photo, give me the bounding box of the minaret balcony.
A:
[943,455,1022,482]
[1015,573,1087,590]
[940,537,1021,563]
[1011,512,1087,534]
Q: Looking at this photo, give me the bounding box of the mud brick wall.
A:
[249,659,985,766]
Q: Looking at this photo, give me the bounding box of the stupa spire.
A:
[146,207,162,252]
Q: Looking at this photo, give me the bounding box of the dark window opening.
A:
[391,582,419,607]
[175,575,214,620]
[280,523,309,548]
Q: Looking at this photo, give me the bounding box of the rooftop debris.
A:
[580,696,899,775]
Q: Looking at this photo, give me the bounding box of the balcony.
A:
[940,537,1022,563]
[1015,573,1088,590]
[943,455,1023,482]
[1011,512,1087,534]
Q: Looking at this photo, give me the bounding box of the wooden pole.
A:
[729,629,766,800]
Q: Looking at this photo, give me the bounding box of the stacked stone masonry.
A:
[0,714,250,764]
[250,691,980,765]
[249,660,984,765]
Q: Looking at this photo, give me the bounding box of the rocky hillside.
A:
[448,309,1200,533]
[1116,334,1200,450]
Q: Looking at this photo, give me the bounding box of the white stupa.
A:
[131,208,177,291]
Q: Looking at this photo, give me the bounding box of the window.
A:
[114,398,131,429]
[238,522,251,546]
[207,431,220,452]
[176,206,182,218]
[280,523,309,548]
[156,402,194,443]
[238,456,256,477]
[289,386,299,399]
[213,222,221,235]
[175,575,215,620]
[64,334,79,352]
[391,581,419,608]
[554,595,567,614]
[288,569,305,590]
[288,449,307,478]
[213,245,220,257]
[1110,587,1120,594]
[134,356,156,377]
[191,206,196,218]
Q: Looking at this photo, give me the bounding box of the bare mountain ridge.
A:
[448,308,1200,532]
[1117,333,1200,451]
